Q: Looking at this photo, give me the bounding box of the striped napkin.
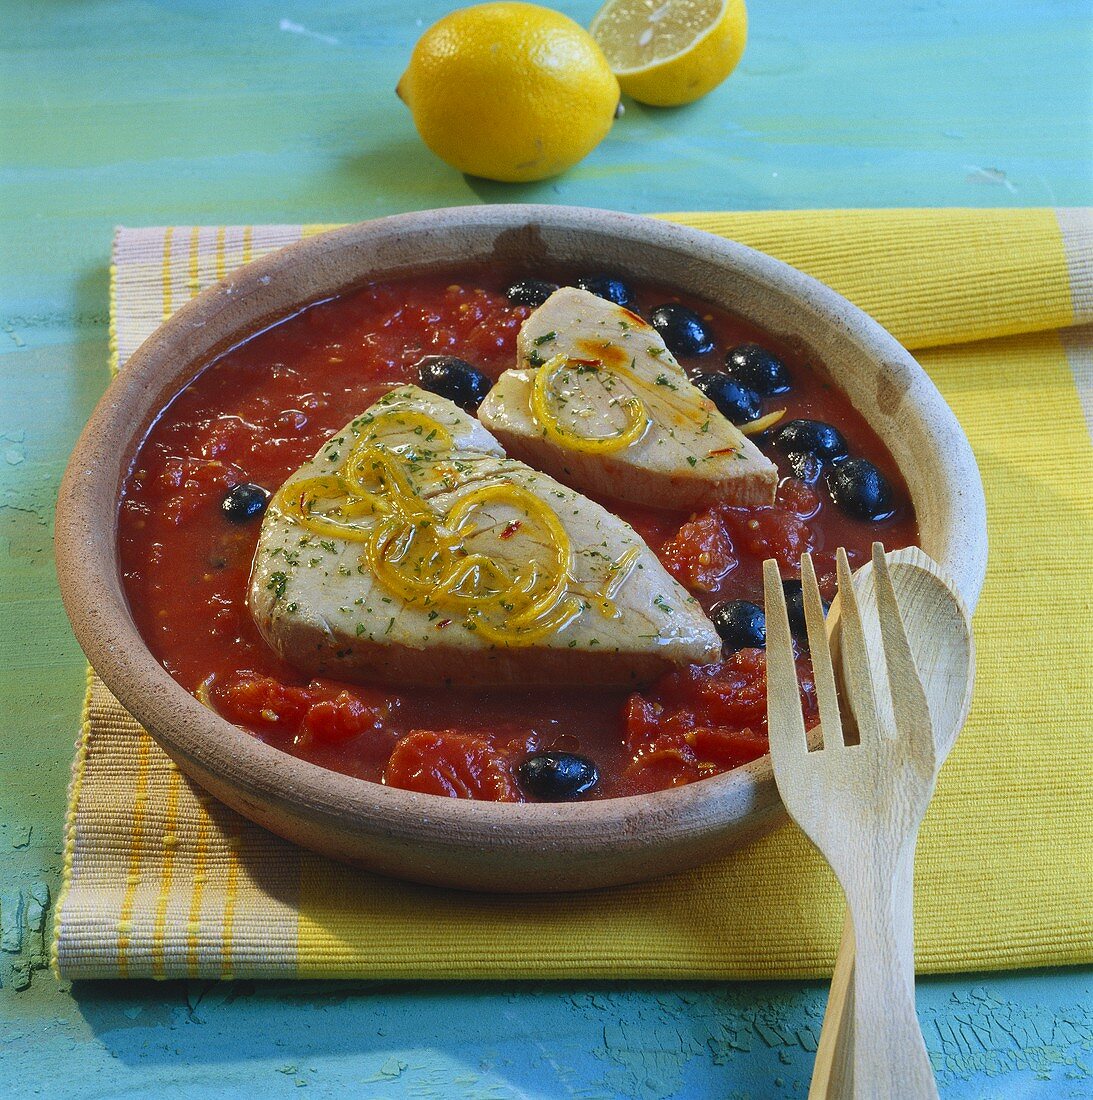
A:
[54,209,1093,980]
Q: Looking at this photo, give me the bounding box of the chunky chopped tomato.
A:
[716,503,814,576]
[658,509,738,592]
[382,730,522,801]
[622,650,817,791]
[690,727,771,768]
[213,673,313,729]
[657,492,815,594]
[624,745,703,791]
[297,689,392,747]
[622,728,774,793]
[212,673,394,748]
[775,477,822,519]
[646,648,770,729]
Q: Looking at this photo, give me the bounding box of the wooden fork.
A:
[809,545,975,1099]
[764,545,940,1100]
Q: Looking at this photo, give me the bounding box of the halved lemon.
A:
[590,0,748,107]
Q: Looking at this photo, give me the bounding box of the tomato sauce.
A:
[117,270,917,800]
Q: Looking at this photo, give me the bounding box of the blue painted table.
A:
[1,1,1090,1095]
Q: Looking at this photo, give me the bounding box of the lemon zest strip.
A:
[529,351,727,455]
[741,408,786,436]
[531,353,650,453]
[273,407,638,646]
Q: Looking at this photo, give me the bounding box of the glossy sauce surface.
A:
[118,271,917,800]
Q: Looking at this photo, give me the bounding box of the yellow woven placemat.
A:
[54,209,1093,981]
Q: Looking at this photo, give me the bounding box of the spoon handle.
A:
[812,847,918,1099]
[845,858,937,1100]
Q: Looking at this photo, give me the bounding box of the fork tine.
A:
[836,547,883,744]
[801,552,844,748]
[871,543,936,763]
[763,559,808,755]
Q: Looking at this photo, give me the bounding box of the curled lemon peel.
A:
[529,351,730,455]
[531,353,650,453]
[741,407,786,436]
[273,406,636,646]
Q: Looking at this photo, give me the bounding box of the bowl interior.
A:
[56,206,987,891]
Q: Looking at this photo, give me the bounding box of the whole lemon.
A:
[397,2,620,183]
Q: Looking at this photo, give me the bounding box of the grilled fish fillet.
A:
[478,286,778,510]
[248,385,720,687]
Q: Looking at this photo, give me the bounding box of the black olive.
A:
[781,579,829,645]
[575,274,636,308]
[506,279,558,308]
[782,451,824,484]
[649,303,716,357]
[772,420,849,464]
[221,482,269,523]
[692,372,762,425]
[724,343,791,395]
[518,751,600,801]
[827,457,895,521]
[711,600,766,651]
[415,355,492,412]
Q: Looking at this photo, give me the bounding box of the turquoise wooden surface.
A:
[1,1,1091,1096]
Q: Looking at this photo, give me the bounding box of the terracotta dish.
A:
[55,207,987,891]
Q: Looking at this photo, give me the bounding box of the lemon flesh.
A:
[398,2,620,183]
[591,0,747,107]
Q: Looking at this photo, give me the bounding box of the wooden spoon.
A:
[809,546,976,1099]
